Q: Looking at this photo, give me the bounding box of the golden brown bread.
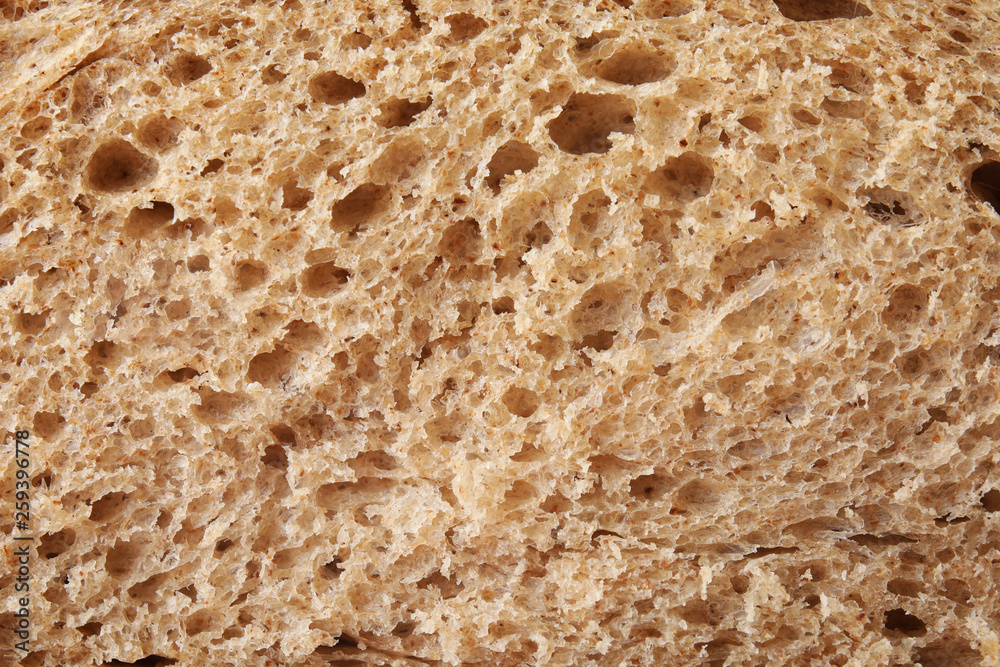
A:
[2,0,1000,665]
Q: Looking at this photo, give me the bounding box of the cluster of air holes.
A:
[438,218,482,266]
[85,140,158,193]
[377,96,432,129]
[485,141,540,194]
[644,152,715,206]
[39,528,75,559]
[970,161,1000,216]
[125,201,174,238]
[0,0,49,20]
[772,0,871,21]
[502,387,540,418]
[309,71,365,105]
[331,183,391,234]
[548,93,635,155]
[584,47,675,86]
[301,262,350,297]
[446,12,488,40]
[165,51,212,86]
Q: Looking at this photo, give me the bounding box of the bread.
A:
[3,0,1000,665]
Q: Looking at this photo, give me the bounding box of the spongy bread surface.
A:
[2,0,1000,665]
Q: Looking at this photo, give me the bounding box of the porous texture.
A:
[2,0,1000,665]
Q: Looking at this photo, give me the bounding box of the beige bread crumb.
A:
[2,0,1000,666]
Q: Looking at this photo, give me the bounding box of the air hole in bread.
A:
[982,489,1000,512]
[90,492,127,522]
[247,345,294,387]
[503,387,539,417]
[186,254,210,272]
[630,473,673,501]
[15,310,47,335]
[125,201,175,238]
[105,538,141,576]
[301,262,350,297]
[376,96,432,129]
[194,389,252,424]
[308,71,365,105]
[772,0,872,21]
[548,93,635,155]
[136,115,184,153]
[586,47,675,85]
[883,608,926,636]
[674,479,722,513]
[446,13,488,40]
[883,284,929,329]
[85,140,158,193]
[85,340,120,369]
[21,115,52,141]
[636,0,694,18]
[486,140,540,194]
[40,528,76,559]
[438,218,482,265]
[234,260,268,291]
[281,179,313,210]
[644,152,714,205]
[331,183,391,234]
[261,64,287,84]
[166,51,212,85]
[970,161,1000,215]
